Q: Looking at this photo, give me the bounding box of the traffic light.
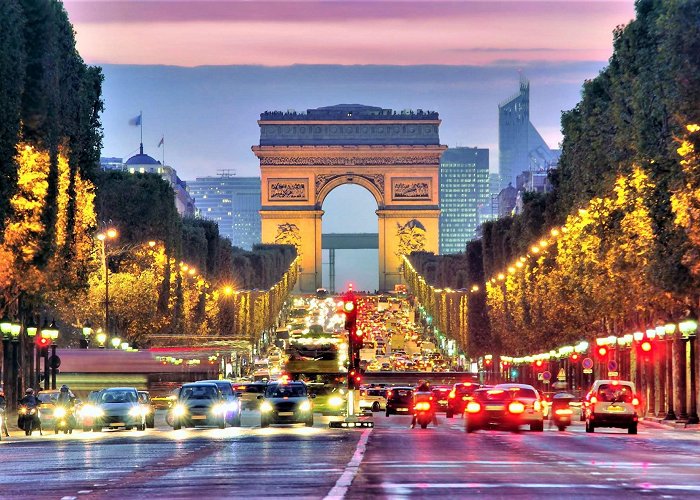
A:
[36,336,52,355]
[640,340,652,353]
[570,353,579,362]
[348,369,362,390]
[343,298,357,332]
[597,346,608,357]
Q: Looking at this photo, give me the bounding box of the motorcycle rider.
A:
[56,384,77,428]
[411,380,439,428]
[19,388,43,435]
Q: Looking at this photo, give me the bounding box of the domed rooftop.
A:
[125,153,160,166]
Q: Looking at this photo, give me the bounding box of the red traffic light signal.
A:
[37,336,51,348]
[570,353,579,362]
[641,341,652,352]
[597,346,608,357]
[535,359,543,368]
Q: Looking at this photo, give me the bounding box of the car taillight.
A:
[590,396,598,404]
[386,390,392,398]
[449,391,456,399]
[361,391,366,396]
[533,400,542,412]
[415,402,431,411]
[632,397,640,406]
[554,408,573,416]
[508,401,525,414]
[466,401,481,413]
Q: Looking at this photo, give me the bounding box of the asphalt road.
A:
[1,411,700,499]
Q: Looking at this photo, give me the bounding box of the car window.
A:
[265,384,307,398]
[138,393,150,403]
[38,393,58,403]
[101,390,137,403]
[180,385,219,400]
[368,390,385,397]
[596,384,634,403]
[388,389,413,401]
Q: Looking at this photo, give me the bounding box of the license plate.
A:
[110,422,125,427]
[439,400,447,405]
[278,411,294,416]
[607,405,624,412]
[192,415,207,420]
[397,408,408,412]
[486,405,504,411]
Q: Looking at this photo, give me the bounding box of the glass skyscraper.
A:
[186,175,261,250]
[439,147,490,254]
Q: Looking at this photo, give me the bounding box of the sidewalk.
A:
[641,416,700,431]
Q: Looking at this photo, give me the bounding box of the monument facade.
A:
[252,104,445,292]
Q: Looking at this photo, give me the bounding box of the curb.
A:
[640,417,699,431]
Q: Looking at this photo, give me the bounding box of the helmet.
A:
[60,384,69,392]
[25,388,34,394]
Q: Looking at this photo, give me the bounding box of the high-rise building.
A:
[439,147,489,254]
[186,174,261,249]
[498,76,560,190]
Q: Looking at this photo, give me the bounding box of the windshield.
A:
[180,385,219,400]
[100,390,137,404]
[596,384,634,403]
[388,389,413,402]
[38,393,58,403]
[265,384,307,398]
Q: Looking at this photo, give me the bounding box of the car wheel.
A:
[261,417,269,428]
[385,410,390,417]
[140,423,146,431]
[372,402,380,412]
[219,418,226,429]
[585,420,594,433]
[233,415,242,427]
[147,418,155,429]
[628,424,637,435]
[530,421,544,432]
[446,410,453,419]
[557,425,566,432]
[173,420,181,431]
[305,416,314,427]
[420,422,428,429]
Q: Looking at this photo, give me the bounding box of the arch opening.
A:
[321,183,379,293]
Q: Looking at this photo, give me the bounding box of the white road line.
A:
[324,428,372,500]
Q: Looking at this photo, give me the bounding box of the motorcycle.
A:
[413,401,435,429]
[550,393,576,431]
[18,404,41,436]
[53,406,76,434]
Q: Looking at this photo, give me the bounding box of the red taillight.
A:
[449,391,456,399]
[590,396,598,404]
[415,402,431,411]
[508,401,525,414]
[466,401,481,413]
[632,397,640,406]
[387,390,392,398]
[554,408,573,416]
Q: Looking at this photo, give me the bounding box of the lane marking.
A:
[324,428,372,500]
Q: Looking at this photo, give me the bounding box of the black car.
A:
[259,381,314,427]
[138,391,156,429]
[171,383,227,430]
[446,382,480,418]
[385,387,414,416]
[194,380,242,426]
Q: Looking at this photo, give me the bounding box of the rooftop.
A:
[260,104,439,121]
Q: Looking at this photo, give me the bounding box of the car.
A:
[36,390,62,429]
[233,382,269,410]
[171,383,228,430]
[431,386,452,412]
[79,390,103,431]
[446,382,480,418]
[360,387,387,412]
[138,391,156,429]
[194,380,242,426]
[92,387,147,431]
[385,386,414,416]
[259,381,314,427]
[307,383,346,416]
[464,384,545,433]
[584,380,639,434]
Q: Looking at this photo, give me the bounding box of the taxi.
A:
[583,380,639,434]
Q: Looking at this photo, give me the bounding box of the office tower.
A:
[439,147,489,254]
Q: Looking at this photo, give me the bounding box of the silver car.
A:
[92,387,146,431]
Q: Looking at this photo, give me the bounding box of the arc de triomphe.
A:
[252,104,446,292]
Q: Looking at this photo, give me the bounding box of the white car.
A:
[360,387,387,412]
[584,380,639,434]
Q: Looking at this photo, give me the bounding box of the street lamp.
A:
[81,321,93,348]
[96,227,118,339]
[680,318,699,424]
[96,329,107,348]
[111,337,121,349]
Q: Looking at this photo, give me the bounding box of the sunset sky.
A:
[61,0,637,289]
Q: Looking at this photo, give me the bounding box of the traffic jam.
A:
[2,291,642,439]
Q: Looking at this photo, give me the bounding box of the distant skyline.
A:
[62,0,637,290]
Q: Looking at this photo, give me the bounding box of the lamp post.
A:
[81,322,93,349]
[1,314,13,410]
[26,317,37,390]
[111,337,121,349]
[96,329,107,349]
[96,228,118,340]
[663,323,677,420]
[680,319,699,424]
[43,320,59,390]
[9,318,21,408]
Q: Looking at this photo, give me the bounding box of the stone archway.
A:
[252,104,446,292]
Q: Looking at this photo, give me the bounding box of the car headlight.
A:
[329,396,343,407]
[54,407,67,419]
[93,408,104,418]
[129,406,142,417]
[173,404,187,417]
[212,403,227,415]
[260,401,273,413]
[299,401,312,412]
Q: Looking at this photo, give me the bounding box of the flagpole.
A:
[140,110,143,147]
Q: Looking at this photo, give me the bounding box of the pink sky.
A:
[63,1,636,66]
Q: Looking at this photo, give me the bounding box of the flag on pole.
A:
[129,113,142,126]
[157,136,164,148]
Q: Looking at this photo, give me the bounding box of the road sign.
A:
[583,368,593,374]
[608,371,619,378]
[582,358,594,370]
[48,355,61,369]
[537,372,543,381]
[557,368,566,381]
[607,360,618,372]
[541,370,552,381]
